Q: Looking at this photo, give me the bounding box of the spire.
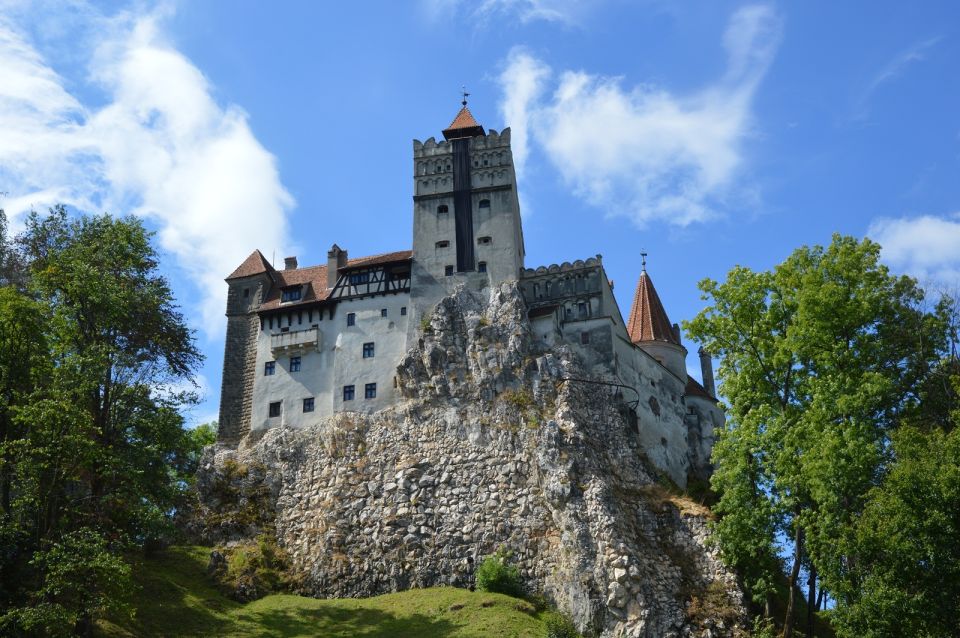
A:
[442,90,485,140]
[626,267,679,345]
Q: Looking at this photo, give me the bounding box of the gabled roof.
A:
[257,249,412,311]
[685,376,717,402]
[226,250,275,281]
[442,106,485,140]
[626,270,679,345]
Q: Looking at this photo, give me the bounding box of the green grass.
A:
[96,546,554,637]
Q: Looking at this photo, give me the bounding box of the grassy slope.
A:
[97,546,550,637]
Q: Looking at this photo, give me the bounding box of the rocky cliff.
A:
[195,283,746,637]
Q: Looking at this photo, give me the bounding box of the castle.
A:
[217,104,721,485]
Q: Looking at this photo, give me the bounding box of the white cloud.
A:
[496,4,781,227]
[0,8,293,336]
[852,36,941,121]
[421,0,599,25]
[868,212,960,285]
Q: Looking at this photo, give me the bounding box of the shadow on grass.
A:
[239,606,460,638]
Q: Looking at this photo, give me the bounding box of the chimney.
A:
[284,256,298,270]
[326,244,347,289]
[672,323,682,345]
[698,346,716,397]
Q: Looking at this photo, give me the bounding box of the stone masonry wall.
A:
[217,280,264,445]
[197,283,745,637]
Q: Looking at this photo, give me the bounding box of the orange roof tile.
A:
[626,270,679,345]
[442,106,485,140]
[226,249,274,280]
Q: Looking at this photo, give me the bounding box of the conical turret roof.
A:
[626,270,679,345]
[442,105,485,140]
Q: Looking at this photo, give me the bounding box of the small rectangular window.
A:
[477,236,492,245]
[343,385,355,401]
[435,240,450,248]
[347,312,356,326]
[580,332,590,345]
[303,397,314,413]
[444,265,454,276]
[289,356,301,372]
[268,401,281,418]
[478,199,490,208]
[478,262,487,273]
[363,342,375,358]
[365,383,377,399]
[400,306,407,316]
[264,361,275,376]
[381,308,388,317]
[578,302,587,318]
[281,287,302,302]
[243,287,250,298]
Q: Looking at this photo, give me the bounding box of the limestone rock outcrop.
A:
[195,283,745,637]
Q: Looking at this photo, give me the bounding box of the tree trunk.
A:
[783,525,804,638]
[815,586,825,612]
[806,564,817,637]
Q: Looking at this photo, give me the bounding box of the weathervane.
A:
[640,250,648,272]
[461,86,470,106]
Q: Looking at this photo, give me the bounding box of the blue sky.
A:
[2,0,958,427]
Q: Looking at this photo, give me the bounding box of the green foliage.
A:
[684,234,956,633]
[829,424,960,638]
[210,534,294,601]
[1,528,132,637]
[502,388,534,411]
[543,610,581,638]
[475,547,525,598]
[0,207,202,631]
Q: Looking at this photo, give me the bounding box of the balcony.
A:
[270,327,321,356]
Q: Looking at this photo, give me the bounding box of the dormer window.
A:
[281,286,302,302]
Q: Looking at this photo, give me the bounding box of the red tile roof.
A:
[226,249,274,280]
[442,106,485,140]
[626,270,679,345]
[256,250,412,311]
[685,376,717,402]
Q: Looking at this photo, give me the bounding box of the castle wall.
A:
[249,293,410,431]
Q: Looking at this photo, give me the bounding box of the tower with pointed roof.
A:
[625,265,688,381]
[408,102,525,319]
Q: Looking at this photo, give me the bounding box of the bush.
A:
[544,610,581,638]
[474,547,524,598]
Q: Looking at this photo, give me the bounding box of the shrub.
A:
[474,547,524,598]
[544,610,581,638]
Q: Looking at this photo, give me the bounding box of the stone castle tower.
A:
[409,105,525,322]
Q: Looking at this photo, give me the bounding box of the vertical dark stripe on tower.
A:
[452,138,475,271]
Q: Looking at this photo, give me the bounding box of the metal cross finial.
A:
[640,250,648,272]
[461,86,470,106]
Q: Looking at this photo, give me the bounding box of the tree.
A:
[685,235,950,636]
[0,207,202,635]
[830,422,960,638]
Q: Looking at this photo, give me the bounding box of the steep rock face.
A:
[196,283,745,637]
